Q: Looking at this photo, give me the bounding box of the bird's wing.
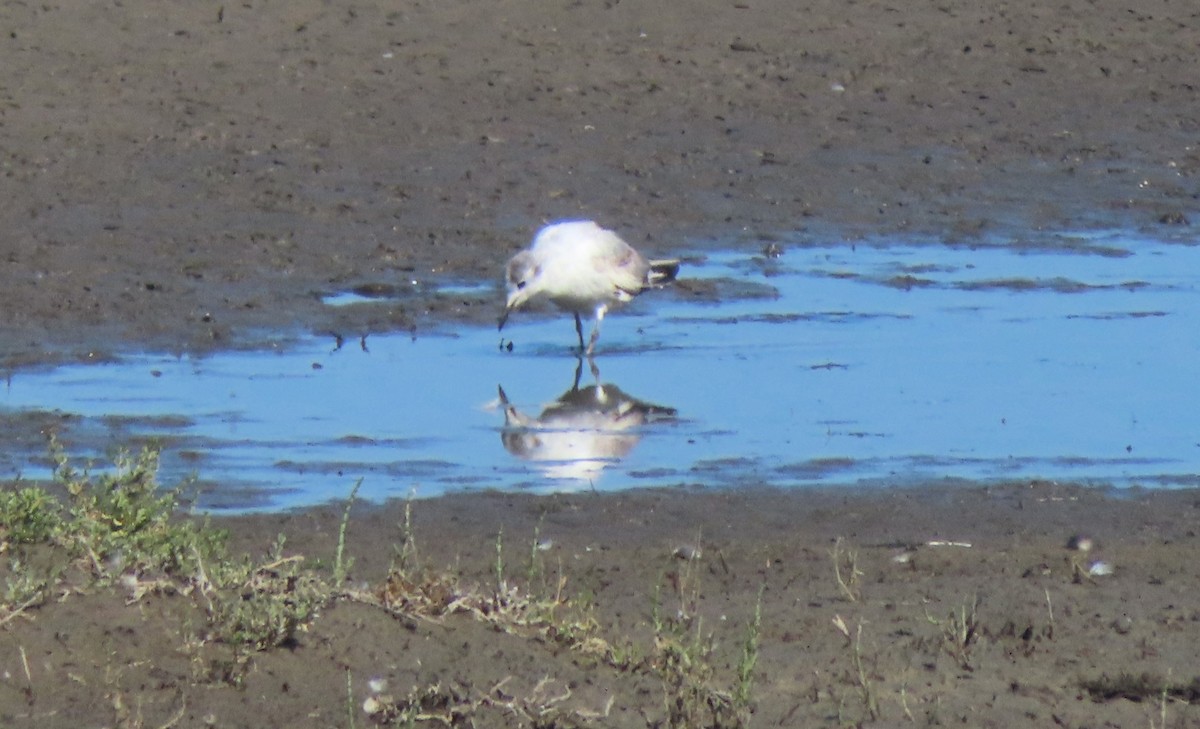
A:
[592,230,650,295]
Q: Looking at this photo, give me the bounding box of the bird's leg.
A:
[587,353,600,381]
[574,312,586,353]
[571,356,583,392]
[585,306,607,357]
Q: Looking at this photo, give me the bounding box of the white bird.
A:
[498,220,680,355]
[497,382,676,483]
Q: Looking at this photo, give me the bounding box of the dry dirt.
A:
[1,0,1199,726]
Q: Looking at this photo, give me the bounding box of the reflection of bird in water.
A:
[498,220,680,355]
[497,381,676,483]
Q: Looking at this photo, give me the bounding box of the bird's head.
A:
[498,251,541,330]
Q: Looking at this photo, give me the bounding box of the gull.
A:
[498,220,680,355]
[497,381,676,483]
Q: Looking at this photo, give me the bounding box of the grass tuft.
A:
[1,440,765,727]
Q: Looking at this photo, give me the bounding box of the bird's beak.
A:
[498,289,525,331]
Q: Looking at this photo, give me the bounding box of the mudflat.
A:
[1,0,1198,726]
[2,0,1195,361]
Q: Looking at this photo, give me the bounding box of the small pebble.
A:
[673,544,702,560]
[362,696,384,715]
[1066,535,1094,552]
[1112,615,1134,634]
[118,573,140,594]
[1087,560,1114,577]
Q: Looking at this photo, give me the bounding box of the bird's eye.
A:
[516,280,527,290]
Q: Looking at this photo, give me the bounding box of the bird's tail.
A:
[647,259,681,285]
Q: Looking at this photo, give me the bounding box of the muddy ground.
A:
[2,0,1197,363]
[1,0,1199,726]
[5,484,1200,727]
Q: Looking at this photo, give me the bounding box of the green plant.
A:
[830,615,879,722]
[943,594,980,670]
[392,490,420,575]
[0,560,48,626]
[0,484,63,545]
[199,533,327,651]
[345,669,357,729]
[49,438,226,578]
[493,526,506,598]
[656,611,719,728]
[734,584,765,711]
[526,514,547,586]
[650,553,749,729]
[333,478,362,586]
[850,622,879,721]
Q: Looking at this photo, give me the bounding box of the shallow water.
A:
[2,229,1197,511]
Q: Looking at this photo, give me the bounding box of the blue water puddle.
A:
[2,229,1198,511]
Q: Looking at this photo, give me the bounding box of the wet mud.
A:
[2,0,1197,365]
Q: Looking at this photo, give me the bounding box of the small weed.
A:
[2,442,768,728]
[829,537,862,602]
[374,524,610,663]
[734,584,765,716]
[9,442,330,652]
[650,549,749,729]
[333,478,362,587]
[48,437,227,579]
[922,594,981,671]
[0,484,62,545]
[2,560,48,606]
[204,553,326,650]
[656,616,731,729]
[201,533,327,651]
[525,513,547,587]
[0,561,48,626]
[493,527,506,598]
[850,622,880,721]
[830,615,879,722]
[195,652,252,689]
[608,639,645,671]
[392,490,420,575]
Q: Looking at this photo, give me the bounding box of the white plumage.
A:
[498,220,679,355]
